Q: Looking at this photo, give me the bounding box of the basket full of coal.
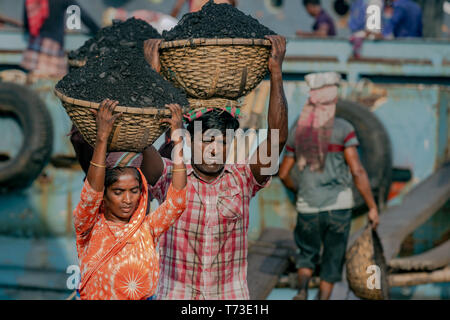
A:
[159,0,276,101]
[68,18,162,68]
[56,42,188,152]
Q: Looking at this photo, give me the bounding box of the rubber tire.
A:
[335,99,392,212]
[0,82,53,192]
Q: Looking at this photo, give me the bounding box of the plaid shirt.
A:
[150,158,270,300]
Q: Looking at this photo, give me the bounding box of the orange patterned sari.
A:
[73,169,186,300]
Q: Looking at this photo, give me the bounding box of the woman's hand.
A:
[161,104,184,142]
[92,99,122,142]
[143,39,162,73]
[87,99,121,192]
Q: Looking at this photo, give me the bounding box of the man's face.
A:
[191,130,229,176]
[305,4,317,16]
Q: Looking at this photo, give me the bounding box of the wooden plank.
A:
[247,228,295,300]
[389,240,450,271]
[389,266,450,287]
[331,163,450,299]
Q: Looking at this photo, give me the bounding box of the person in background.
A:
[347,0,384,58]
[279,72,379,300]
[348,0,369,33]
[297,0,337,37]
[21,0,99,79]
[170,0,237,18]
[382,0,422,38]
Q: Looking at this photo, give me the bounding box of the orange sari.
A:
[73,169,186,300]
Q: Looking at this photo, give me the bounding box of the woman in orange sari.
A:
[73,99,186,300]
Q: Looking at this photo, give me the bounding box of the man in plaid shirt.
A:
[142,35,288,299]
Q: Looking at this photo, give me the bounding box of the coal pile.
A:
[162,0,276,41]
[57,42,188,109]
[68,18,161,61]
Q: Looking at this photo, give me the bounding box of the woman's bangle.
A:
[172,168,186,173]
[90,160,106,168]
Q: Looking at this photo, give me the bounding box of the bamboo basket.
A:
[54,89,180,152]
[159,38,271,100]
[187,97,241,110]
[346,226,390,300]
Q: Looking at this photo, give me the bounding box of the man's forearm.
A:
[267,70,288,151]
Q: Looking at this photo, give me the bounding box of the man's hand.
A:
[265,35,286,74]
[143,39,163,73]
[368,207,379,229]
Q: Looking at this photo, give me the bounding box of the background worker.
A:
[279,72,379,300]
[382,0,423,38]
[296,0,336,37]
[21,0,99,79]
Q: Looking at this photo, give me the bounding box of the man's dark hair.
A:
[105,167,142,191]
[186,110,240,139]
[303,0,321,6]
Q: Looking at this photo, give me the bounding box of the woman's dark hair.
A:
[105,167,142,191]
[186,110,240,139]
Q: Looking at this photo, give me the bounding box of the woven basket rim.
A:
[187,98,241,108]
[160,38,272,50]
[54,88,184,116]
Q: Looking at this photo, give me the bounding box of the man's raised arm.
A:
[250,35,288,184]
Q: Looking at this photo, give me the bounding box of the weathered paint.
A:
[0,167,84,237]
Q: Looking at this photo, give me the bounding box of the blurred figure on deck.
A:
[170,0,237,18]
[382,0,423,38]
[279,72,379,300]
[21,0,99,79]
[347,0,384,58]
[297,0,337,37]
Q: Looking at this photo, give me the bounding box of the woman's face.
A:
[104,172,141,223]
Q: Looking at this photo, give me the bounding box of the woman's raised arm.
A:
[87,99,122,191]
